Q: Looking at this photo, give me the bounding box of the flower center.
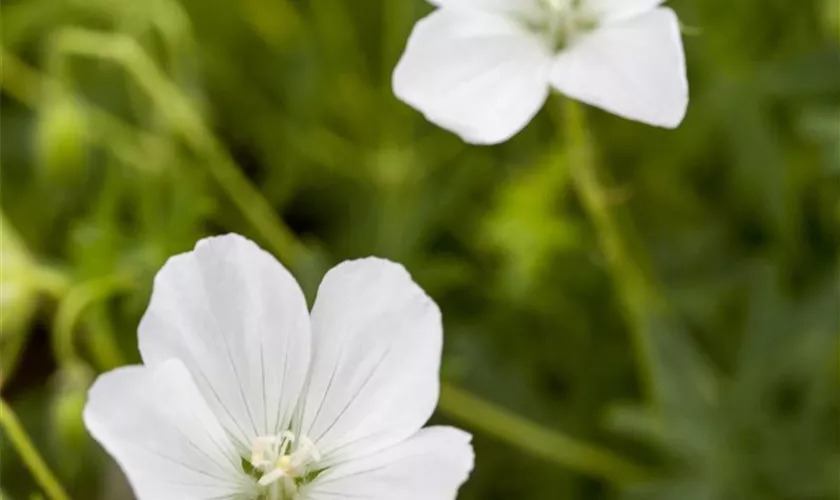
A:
[528,0,598,50]
[250,431,321,491]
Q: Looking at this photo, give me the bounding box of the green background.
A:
[1,0,839,498]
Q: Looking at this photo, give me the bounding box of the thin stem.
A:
[0,330,29,390]
[84,306,127,372]
[2,40,304,265]
[0,399,71,500]
[439,384,647,483]
[0,48,41,105]
[48,28,306,266]
[0,46,172,173]
[556,98,660,406]
[202,140,308,265]
[30,265,72,298]
[52,275,131,369]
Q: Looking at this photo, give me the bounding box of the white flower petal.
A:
[305,427,473,500]
[138,234,311,451]
[83,360,254,500]
[585,0,667,23]
[393,8,552,145]
[296,258,442,465]
[428,0,542,18]
[550,8,688,128]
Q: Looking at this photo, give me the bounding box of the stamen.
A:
[249,432,321,489]
[530,0,599,50]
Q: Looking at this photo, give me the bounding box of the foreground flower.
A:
[84,234,474,499]
[393,0,689,144]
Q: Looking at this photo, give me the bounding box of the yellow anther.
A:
[276,455,292,473]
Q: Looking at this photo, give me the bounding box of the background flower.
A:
[393,0,688,144]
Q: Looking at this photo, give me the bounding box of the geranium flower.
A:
[393,0,689,144]
[84,234,474,500]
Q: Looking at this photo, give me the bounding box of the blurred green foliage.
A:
[1,0,839,499]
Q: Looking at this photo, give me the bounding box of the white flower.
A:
[83,234,474,500]
[392,0,689,144]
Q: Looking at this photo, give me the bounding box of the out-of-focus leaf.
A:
[482,151,583,300]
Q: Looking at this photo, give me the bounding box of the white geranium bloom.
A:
[393,0,689,144]
[84,234,474,500]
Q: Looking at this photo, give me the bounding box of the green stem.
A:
[557,98,660,407]
[439,384,647,483]
[202,140,308,265]
[84,306,126,372]
[48,28,306,266]
[0,46,172,173]
[4,38,304,266]
[0,330,29,390]
[30,266,72,298]
[52,275,131,369]
[0,399,71,500]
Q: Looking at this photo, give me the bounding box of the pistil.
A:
[250,431,321,495]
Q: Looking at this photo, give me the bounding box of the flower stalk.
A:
[557,97,661,407]
[52,274,132,370]
[439,384,647,483]
[48,28,307,267]
[0,399,71,500]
